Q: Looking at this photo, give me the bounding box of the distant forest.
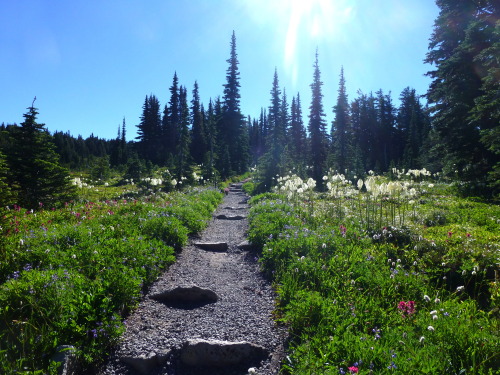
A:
[1,1,499,207]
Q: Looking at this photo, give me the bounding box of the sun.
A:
[283,0,354,84]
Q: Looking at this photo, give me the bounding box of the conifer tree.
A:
[425,0,499,185]
[8,101,75,208]
[176,85,191,179]
[163,72,180,160]
[136,95,162,164]
[190,81,207,164]
[330,67,352,173]
[221,31,248,176]
[0,151,15,207]
[290,93,307,168]
[308,50,328,185]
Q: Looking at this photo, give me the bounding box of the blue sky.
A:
[0,0,439,140]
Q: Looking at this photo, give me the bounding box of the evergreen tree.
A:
[163,72,180,160]
[136,95,162,164]
[8,101,75,208]
[375,89,396,170]
[176,86,191,178]
[221,31,248,176]
[289,94,307,168]
[425,0,499,185]
[190,81,207,164]
[397,88,431,169]
[202,99,219,181]
[0,151,15,207]
[308,50,328,185]
[330,67,353,173]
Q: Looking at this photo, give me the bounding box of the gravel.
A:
[96,185,287,375]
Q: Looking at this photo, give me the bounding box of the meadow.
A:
[247,170,499,374]
[0,180,223,374]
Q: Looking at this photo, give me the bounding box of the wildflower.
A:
[398,301,416,317]
[348,366,359,373]
[419,336,425,343]
[434,297,440,304]
[387,361,397,369]
[248,368,257,374]
[433,315,438,320]
[456,286,465,292]
[427,326,435,331]
[429,310,438,315]
[424,295,431,302]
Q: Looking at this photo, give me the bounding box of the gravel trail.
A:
[97,184,287,375]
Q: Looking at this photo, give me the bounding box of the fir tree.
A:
[176,86,191,179]
[425,0,499,186]
[190,81,207,164]
[308,50,328,185]
[8,101,75,208]
[330,67,352,173]
[163,72,180,160]
[221,31,247,176]
[0,151,15,207]
[289,94,307,168]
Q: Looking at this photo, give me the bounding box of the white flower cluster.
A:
[142,177,163,186]
[406,168,431,178]
[276,174,316,199]
[364,176,417,199]
[323,173,357,198]
[192,172,203,182]
[71,177,94,189]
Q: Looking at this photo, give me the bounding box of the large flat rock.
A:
[193,242,228,252]
[150,285,218,305]
[215,214,247,220]
[180,339,267,367]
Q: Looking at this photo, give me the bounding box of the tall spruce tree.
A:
[221,31,248,176]
[330,67,352,173]
[290,93,307,168]
[176,85,191,179]
[308,50,328,185]
[163,72,180,161]
[190,81,207,164]
[136,95,162,164]
[8,101,75,208]
[375,89,396,171]
[425,0,499,186]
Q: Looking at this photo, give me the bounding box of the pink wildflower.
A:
[398,300,416,317]
[348,366,359,373]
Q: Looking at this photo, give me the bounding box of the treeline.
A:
[1,0,498,207]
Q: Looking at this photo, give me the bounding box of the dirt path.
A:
[97,183,286,375]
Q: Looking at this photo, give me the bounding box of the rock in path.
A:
[215,214,247,220]
[150,285,218,305]
[180,339,267,367]
[193,241,228,252]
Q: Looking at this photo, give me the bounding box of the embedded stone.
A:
[180,339,267,367]
[237,240,252,250]
[150,285,218,305]
[121,350,170,374]
[216,214,246,220]
[193,242,228,252]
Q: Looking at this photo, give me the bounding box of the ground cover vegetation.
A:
[248,170,499,374]
[0,186,222,373]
